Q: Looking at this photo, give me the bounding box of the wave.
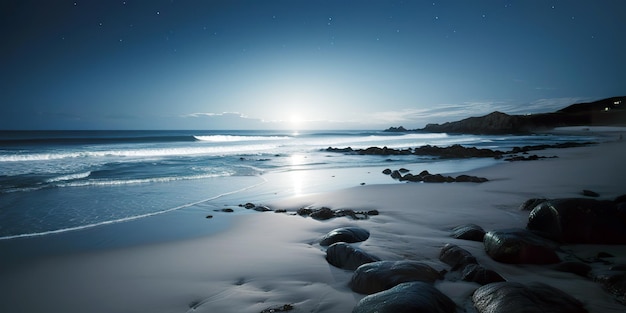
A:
[45,171,92,183]
[193,135,292,142]
[56,172,234,188]
[0,176,268,241]
[0,144,281,162]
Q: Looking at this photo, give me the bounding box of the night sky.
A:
[2,1,625,130]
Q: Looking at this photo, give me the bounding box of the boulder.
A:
[319,227,370,246]
[382,168,392,175]
[483,228,560,264]
[461,264,506,285]
[350,260,442,294]
[551,261,592,277]
[451,224,486,241]
[253,205,271,212]
[439,244,477,270]
[310,207,335,220]
[472,282,588,313]
[527,198,626,244]
[352,282,456,313]
[325,243,380,271]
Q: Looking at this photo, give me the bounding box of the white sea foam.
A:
[57,172,235,188]
[46,171,92,183]
[194,135,291,142]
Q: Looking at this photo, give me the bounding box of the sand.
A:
[1,128,625,313]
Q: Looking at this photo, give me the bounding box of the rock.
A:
[352,282,456,313]
[310,207,335,220]
[319,227,371,246]
[519,198,547,211]
[472,282,588,313]
[398,168,410,173]
[274,209,287,213]
[205,215,213,219]
[296,207,313,216]
[382,168,392,175]
[243,202,255,209]
[582,189,600,197]
[527,198,626,244]
[367,210,379,216]
[439,244,477,270]
[350,260,442,294]
[455,174,488,183]
[259,303,294,313]
[422,174,449,183]
[390,170,402,179]
[591,270,626,305]
[325,243,380,271]
[552,261,592,277]
[461,264,506,285]
[221,208,234,212]
[451,224,486,241]
[483,228,560,264]
[253,205,271,212]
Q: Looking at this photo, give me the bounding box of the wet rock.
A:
[221,208,234,212]
[352,281,456,313]
[325,243,380,271]
[398,168,410,173]
[205,215,213,219]
[527,198,626,244]
[591,270,626,305]
[461,264,506,285]
[552,261,592,277]
[350,260,442,295]
[274,209,287,213]
[367,210,379,216]
[439,244,477,270]
[296,207,313,216]
[243,202,255,209]
[310,207,334,220]
[582,189,600,197]
[472,282,588,313]
[483,228,560,264]
[382,168,392,175]
[455,174,489,183]
[253,205,271,212]
[451,224,486,241]
[390,170,402,179]
[319,227,370,246]
[519,198,547,211]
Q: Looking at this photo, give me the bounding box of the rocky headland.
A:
[384,96,626,135]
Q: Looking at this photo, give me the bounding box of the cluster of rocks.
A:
[325,142,593,161]
[209,202,380,221]
[383,168,488,183]
[315,194,626,312]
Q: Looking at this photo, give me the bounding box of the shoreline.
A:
[1,129,626,312]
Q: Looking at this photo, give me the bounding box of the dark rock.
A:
[259,303,294,313]
[221,208,234,212]
[461,264,506,285]
[398,168,410,173]
[422,174,450,183]
[310,207,334,220]
[472,282,588,313]
[552,261,592,277]
[253,205,271,212]
[205,215,213,219]
[352,282,456,313]
[451,224,486,241]
[390,170,402,179]
[382,168,392,175]
[243,202,255,209]
[350,260,442,295]
[455,174,489,183]
[597,251,615,258]
[296,207,313,216]
[590,270,626,305]
[418,170,430,176]
[367,210,379,216]
[483,228,560,264]
[519,198,547,211]
[439,244,477,270]
[319,227,370,246]
[527,198,626,244]
[325,243,380,271]
[582,189,600,197]
[274,209,287,213]
[383,126,408,132]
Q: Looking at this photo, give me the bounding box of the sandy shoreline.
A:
[1,130,626,313]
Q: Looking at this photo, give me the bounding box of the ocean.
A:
[0,130,598,242]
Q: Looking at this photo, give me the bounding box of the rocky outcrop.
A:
[383,169,488,183]
[472,282,588,313]
[451,224,486,241]
[527,198,626,244]
[352,282,456,313]
[350,261,442,295]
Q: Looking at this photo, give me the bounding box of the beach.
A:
[1,128,626,313]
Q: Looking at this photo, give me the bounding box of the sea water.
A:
[0,130,598,241]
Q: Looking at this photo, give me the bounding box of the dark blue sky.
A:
[2,0,625,130]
